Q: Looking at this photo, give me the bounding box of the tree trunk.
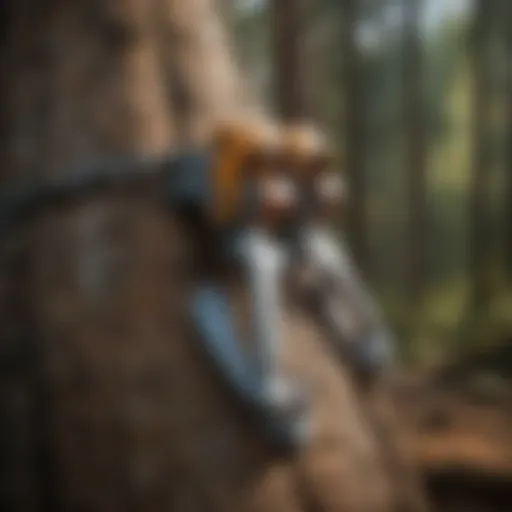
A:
[469,0,492,311]
[272,0,308,120]
[340,0,368,274]
[403,0,427,299]
[0,1,428,511]
[505,0,512,280]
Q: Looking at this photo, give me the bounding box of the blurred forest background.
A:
[231,0,512,368]
[0,1,511,511]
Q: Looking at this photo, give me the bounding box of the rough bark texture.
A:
[0,1,428,511]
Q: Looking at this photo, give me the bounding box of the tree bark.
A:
[0,1,428,511]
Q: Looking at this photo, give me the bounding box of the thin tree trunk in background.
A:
[272,0,307,120]
[341,0,368,273]
[403,0,427,299]
[301,0,328,124]
[505,0,512,280]
[469,0,492,311]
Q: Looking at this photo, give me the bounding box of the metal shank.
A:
[298,225,394,379]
